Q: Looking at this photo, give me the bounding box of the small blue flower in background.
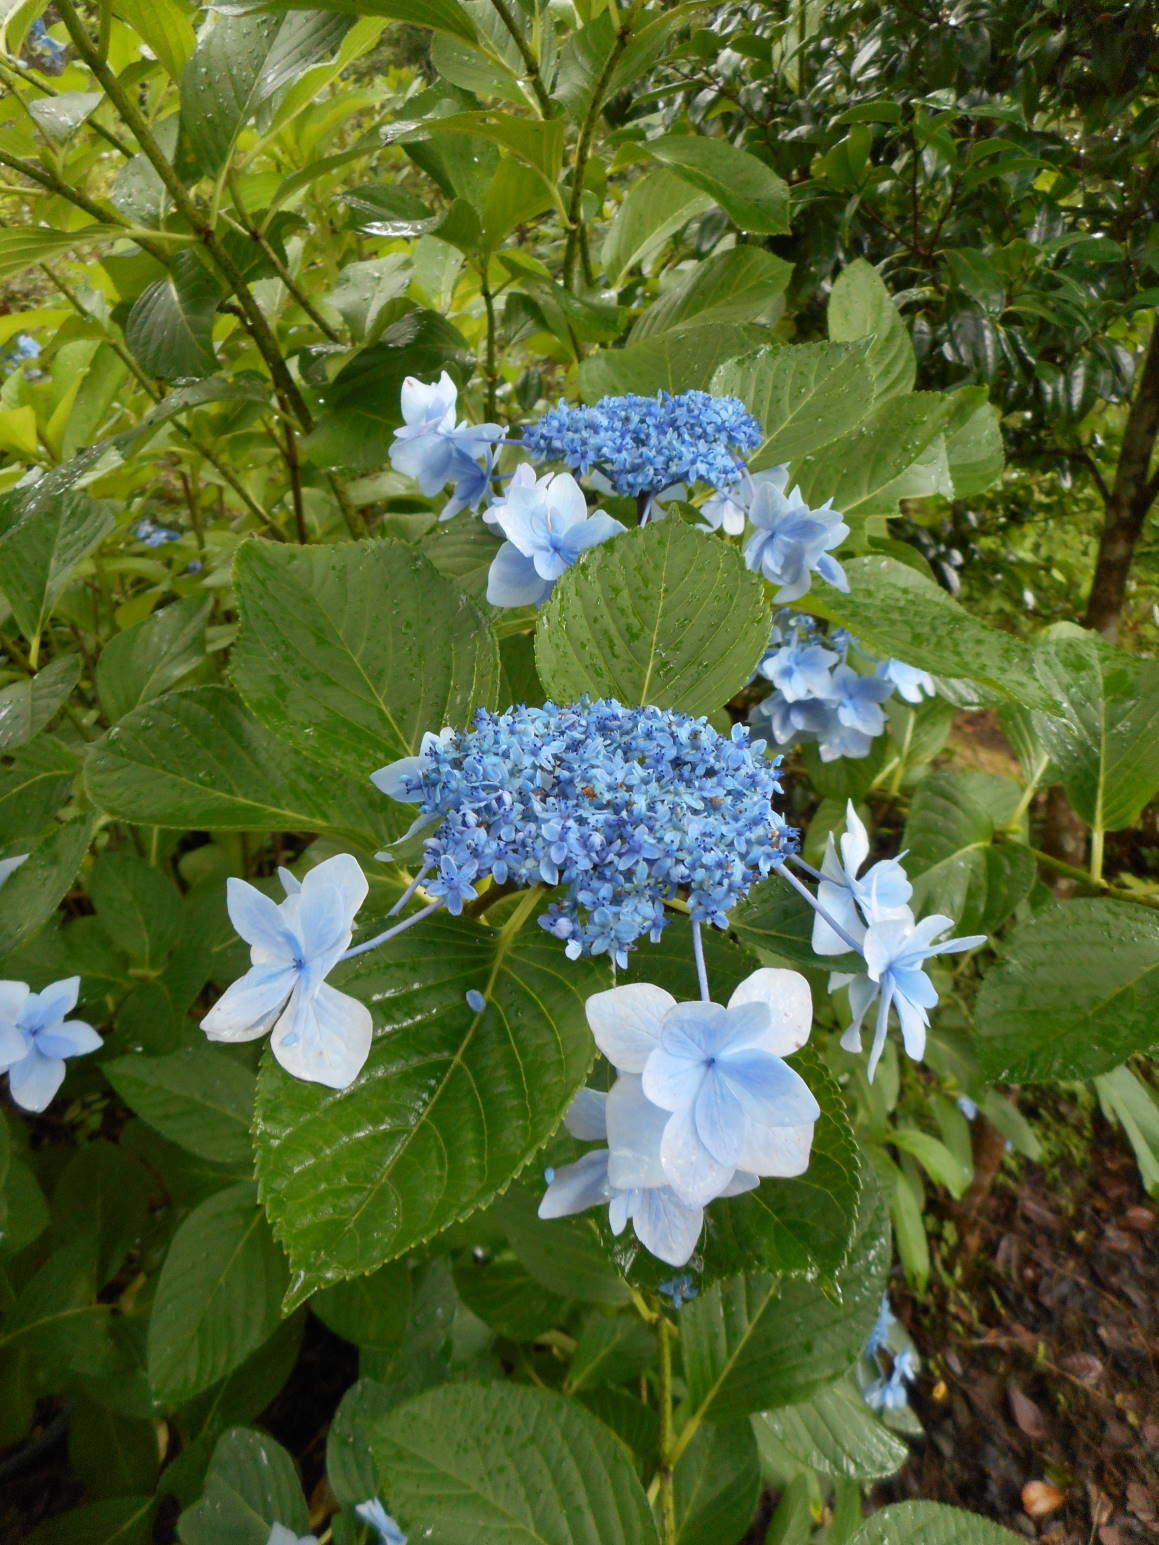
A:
[201,854,373,1089]
[836,910,986,1080]
[0,977,102,1113]
[743,472,849,602]
[520,390,761,499]
[865,1293,896,1358]
[877,657,936,703]
[375,700,795,966]
[588,970,818,1206]
[827,664,893,743]
[1,332,42,374]
[484,466,626,607]
[465,988,486,1012]
[0,853,28,890]
[355,1498,407,1544]
[26,17,67,64]
[389,371,503,516]
[956,1093,979,1121]
[658,1274,698,1307]
[266,1527,315,1545]
[810,801,912,956]
[864,1345,919,1413]
[134,518,182,547]
[699,467,786,535]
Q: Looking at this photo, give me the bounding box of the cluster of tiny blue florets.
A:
[399,700,796,967]
[520,391,763,498]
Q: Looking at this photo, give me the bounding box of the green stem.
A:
[487,0,554,116]
[656,1314,678,1545]
[0,146,170,264]
[562,12,636,289]
[226,172,341,342]
[1090,826,1105,885]
[479,259,500,421]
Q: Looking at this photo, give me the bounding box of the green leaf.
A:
[52,1143,155,1287]
[601,169,714,287]
[534,521,770,717]
[492,1185,629,1307]
[124,252,221,382]
[1095,1064,1159,1198]
[0,225,126,285]
[902,772,1034,934]
[793,391,954,519]
[975,898,1159,1082]
[85,685,382,840]
[27,1496,154,1545]
[454,1251,569,1341]
[0,817,93,961]
[888,1128,971,1199]
[114,0,196,81]
[89,849,182,967]
[945,393,1004,496]
[566,1313,655,1393]
[0,489,118,643]
[674,1421,761,1545]
[325,255,411,342]
[631,248,792,341]
[255,909,606,1305]
[178,1427,308,1545]
[0,1240,115,1377]
[301,311,472,472]
[328,1378,396,1505]
[311,1261,412,1352]
[26,90,103,141]
[212,0,479,43]
[848,1501,1023,1545]
[1026,629,1159,832]
[96,596,212,723]
[0,654,79,752]
[577,322,765,400]
[180,11,352,176]
[232,538,500,780]
[827,258,915,403]
[643,135,790,234]
[103,1049,256,1168]
[804,557,1056,711]
[372,1382,659,1544]
[679,1178,888,1422]
[755,1376,910,1481]
[710,340,874,470]
[146,1182,289,1408]
[731,876,861,974]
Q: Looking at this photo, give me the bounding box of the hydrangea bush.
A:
[1,6,1156,1545]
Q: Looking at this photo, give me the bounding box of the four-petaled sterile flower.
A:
[0,976,101,1113]
[839,910,985,1080]
[355,1498,407,1545]
[700,467,792,537]
[587,969,820,1208]
[389,371,503,518]
[876,658,936,703]
[759,638,838,702]
[485,467,625,607]
[811,801,912,955]
[743,470,850,602]
[201,854,373,1090]
[0,853,28,889]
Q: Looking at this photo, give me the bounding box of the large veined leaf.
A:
[0,654,79,752]
[178,1427,309,1545]
[0,225,126,285]
[85,685,383,841]
[754,1377,909,1482]
[679,1179,888,1423]
[848,1502,1022,1545]
[673,1422,761,1545]
[232,538,501,780]
[577,323,766,401]
[146,1183,289,1408]
[601,169,714,287]
[0,817,93,961]
[534,521,770,717]
[1025,628,1159,832]
[372,1382,659,1545]
[711,340,874,470]
[975,899,1159,1082]
[124,252,221,382]
[827,258,915,403]
[902,772,1034,934]
[643,135,790,235]
[254,909,606,1306]
[631,248,793,341]
[95,595,212,723]
[215,0,479,44]
[0,490,118,644]
[103,1049,256,1168]
[805,557,1056,711]
[793,392,954,519]
[0,735,78,845]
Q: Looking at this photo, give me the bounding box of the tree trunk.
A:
[1083,320,1159,641]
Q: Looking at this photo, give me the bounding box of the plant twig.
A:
[487,0,554,116]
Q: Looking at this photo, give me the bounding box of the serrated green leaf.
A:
[632,248,792,341]
[177,1427,308,1545]
[827,258,915,403]
[534,521,769,717]
[754,1375,909,1481]
[602,169,714,287]
[793,391,954,519]
[0,489,118,643]
[372,1381,660,1545]
[577,322,765,400]
[975,898,1159,1082]
[104,1048,256,1168]
[146,1183,289,1408]
[232,538,500,779]
[96,596,212,723]
[710,340,874,470]
[255,910,606,1305]
[848,1501,1023,1545]
[0,654,79,752]
[902,772,1034,934]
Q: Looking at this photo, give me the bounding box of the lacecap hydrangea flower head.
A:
[373,699,796,967]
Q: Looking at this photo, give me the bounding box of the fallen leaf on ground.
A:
[1022,1480,1066,1519]
[1009,1384,1048,1438]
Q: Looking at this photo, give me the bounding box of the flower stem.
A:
[339,898,443,962]
[656,1313,678,1545]
[778,863,865,955]
[691,919,711,1003]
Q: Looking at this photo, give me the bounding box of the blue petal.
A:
[630,1187,703,1267]
[226,878,296,959]
[538,1150,611,1218]
[693,1071,745,1167]
[271,981,373,1089]
[8,1046,65,1112]
[486,542,553,607]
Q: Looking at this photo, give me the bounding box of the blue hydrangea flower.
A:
[389,372,503,516]
[700,467,788,536]
[266,1527,316,1545]
[865,1293,896,1358]
[743,472,850,602]
[0,976,101,1113]
[877,658,936,703]
[759,638,838,701]
[484,467,625,607]
[864,1345,919,1412]
[373,701,796,966]
[355,1499,407,1544]
[658,1274,698,1307]
[588,971,819,1207]
[956,1093,979,1121]
[0,853,28,889]
[520,390,762,498]
[810,801,912,955]
[134,519,182,547]
[829,665,893,739]
[836,909,986,1079]
[201,854,373,1089]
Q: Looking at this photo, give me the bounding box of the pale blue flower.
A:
[266,1527,316,1545]
[0,976,101,1114]
[865,1293,896,1358]
[588,971,818,1208]
[837,909,986,1080]
[355,1498,407,1544]
[134,518,182,547]
[701,467,790,536]
[743,475,850,602]
[658,1274,698,1307]
[829,665,893,739]
[956,1093,979,1121]
[371,727,455,803]
[0,853,28,889]
[864,1345,919,1412]
[760,640,838,701]
[389,372,502,512]
[810,801,912,955]
[201,854,373,1089]
[877,658,936,703]
[485,468,625,607]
